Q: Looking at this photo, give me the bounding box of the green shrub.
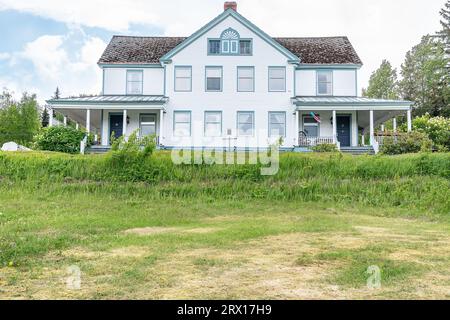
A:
[108,130,157,180]
[380,132,432,155]
[34,126,87,154]
[312,143,338,153]
[413,114,450,151]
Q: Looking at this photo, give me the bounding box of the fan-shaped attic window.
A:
[208,28,252,55]
[221,28,240,54]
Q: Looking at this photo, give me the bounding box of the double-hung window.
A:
[268,112,286,137]
[204,111,222,137]
[206,67,222,92]
[126,70,143,95]
[237,67,254,92]
[140,114,156,136]
[173,111,191,137]
[268,67,286,92]
[174,66,192,92]
[237,111,254,136]
[303,116,319,137]
[317,70,332,95]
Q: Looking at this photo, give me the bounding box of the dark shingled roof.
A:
[98,35,362,65]
[274,37,362,65]
[98,36,187,64]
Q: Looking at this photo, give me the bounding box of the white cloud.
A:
[7,32,107,104]
[0,52,10,60]
[0,0,219,33]
[20,35,68,80]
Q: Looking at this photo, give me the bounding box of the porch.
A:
[46,95,168,148]
[292,97,413,153]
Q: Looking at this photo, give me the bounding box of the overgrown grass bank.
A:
[0,151,449,216]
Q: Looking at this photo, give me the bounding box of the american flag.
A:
[310,112,321,123]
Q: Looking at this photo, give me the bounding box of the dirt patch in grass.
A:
[123,227,178,236]
[123,226,220,236]
[182,227,221,234]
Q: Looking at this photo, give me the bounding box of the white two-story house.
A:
[47,2,413,153]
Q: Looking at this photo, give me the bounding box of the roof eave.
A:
[98,63,163,68]
[296,63,362,69]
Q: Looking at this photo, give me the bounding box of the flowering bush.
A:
[380,132,432,155]
[413,114,450,151]
[34,126,88,154]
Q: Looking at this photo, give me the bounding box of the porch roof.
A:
[293,96,412,110]
[46,95,168,108]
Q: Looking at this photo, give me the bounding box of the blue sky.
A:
[0,0,445,104]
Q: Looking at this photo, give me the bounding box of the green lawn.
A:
[0,151,449,299]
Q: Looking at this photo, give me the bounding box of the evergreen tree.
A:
[51,87,60,119]
[438,0,450,54]
[41,107,50,127]
[399,36,450,117]
[53,87,61,99]
[363,60,399,99]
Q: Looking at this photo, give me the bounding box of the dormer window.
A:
[208,28,252,55]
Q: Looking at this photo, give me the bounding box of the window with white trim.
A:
[174,66,192,92]
[317,70,332,95]
[173,111,191,137]
[237,112,254,136]
[204,111,222,137]
[140,114,156,136]
[303,116,319,137]
[268,67,286,92]
[268,112,286,137]
[237,67,254,92]
[126,70,143,95]
[206,67,222,92]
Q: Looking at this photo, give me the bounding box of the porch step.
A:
[86,145,111,154]
[340,146,375,155]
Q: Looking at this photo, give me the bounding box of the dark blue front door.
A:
[337,116,351,147]
[109,115,123,140]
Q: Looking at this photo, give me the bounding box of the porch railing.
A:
[298,133,335,147]
[374,132,403,145]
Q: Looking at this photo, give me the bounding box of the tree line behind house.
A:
[363,0,450,118]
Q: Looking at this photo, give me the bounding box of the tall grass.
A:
[0,151,449,215]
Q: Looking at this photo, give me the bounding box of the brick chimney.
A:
[224,1,237,11]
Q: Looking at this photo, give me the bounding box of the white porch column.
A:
[369,109,374,145]
[407,109,412,132]
[295,110,299,145]
[159,109,164,145]
[86,109,91,133]
[49,108,53,127]
[393,117,397,133]
[63,116,67,127]
[332,110,337,144]
[122,109,128,138]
